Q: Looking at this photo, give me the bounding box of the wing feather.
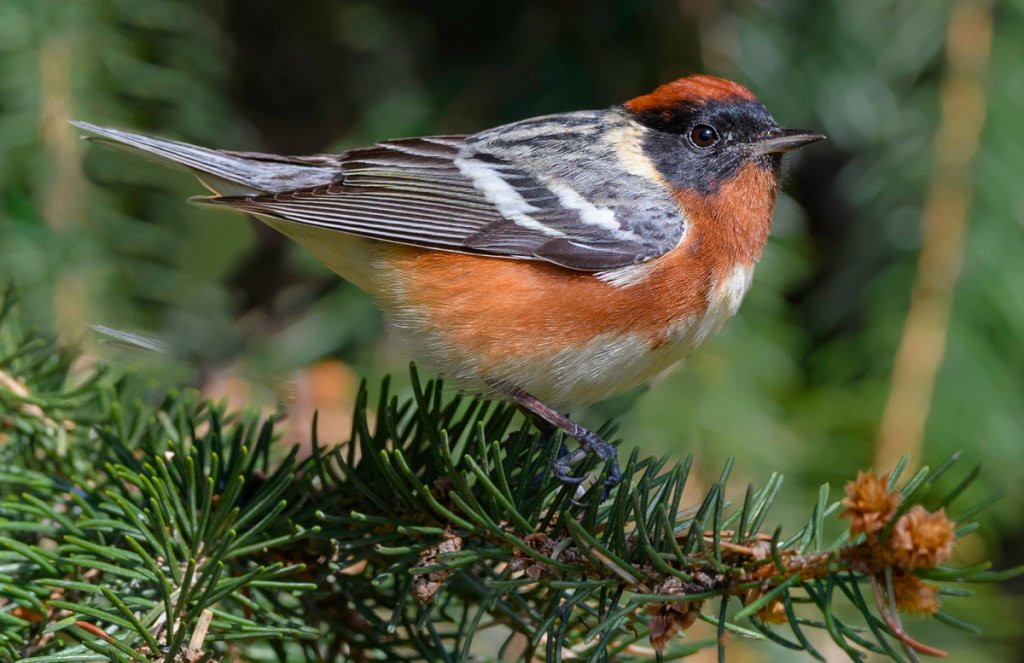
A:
[205,112,685,270]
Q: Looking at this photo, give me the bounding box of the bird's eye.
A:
[689,124,719,148]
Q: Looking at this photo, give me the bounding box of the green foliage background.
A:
[1,0,1022,658]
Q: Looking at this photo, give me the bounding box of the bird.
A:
[72,74,823,494]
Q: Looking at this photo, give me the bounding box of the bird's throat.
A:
[674,161,778,267]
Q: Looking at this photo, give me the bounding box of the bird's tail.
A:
[70,121,339,197]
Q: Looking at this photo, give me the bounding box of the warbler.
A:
[73,74,823,492]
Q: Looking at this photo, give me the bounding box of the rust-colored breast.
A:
[383,248,708,359]
[673,162,778,266]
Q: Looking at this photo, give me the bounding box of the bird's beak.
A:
[751,128,826,155]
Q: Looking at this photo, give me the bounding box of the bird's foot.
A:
[530,432,580,488]
[495,381,622,502]
[554,447,621,501]
[563,428,622,501]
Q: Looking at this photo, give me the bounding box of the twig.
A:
[869,573,947,658]
[39,36,90,338]
[0,368,47,420]
[875,0,994,468]
[0,369,30,398]
[187,608,214,658]
[74,621,116,644]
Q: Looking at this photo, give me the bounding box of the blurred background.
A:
[1,0,1021,659]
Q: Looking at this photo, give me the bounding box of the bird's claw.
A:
[552,460,586,485]
[552,440,622,503]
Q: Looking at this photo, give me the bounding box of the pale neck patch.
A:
[692,262,755,343]
[716,263,755,315]
[650,261,756,351]
[603,120,668,186]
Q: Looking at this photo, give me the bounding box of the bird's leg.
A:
[516,410,572,463]
[496,384,622,495]
[515,410,573,492]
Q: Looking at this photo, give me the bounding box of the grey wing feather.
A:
[76,112,686,271]
[205,112,685,270]
[71,121,339,196]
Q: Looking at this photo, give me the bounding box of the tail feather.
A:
[70,121,339,196]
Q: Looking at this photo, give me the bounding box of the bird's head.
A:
[623,75,823,195]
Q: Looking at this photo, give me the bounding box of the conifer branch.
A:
[0,285,1019,662]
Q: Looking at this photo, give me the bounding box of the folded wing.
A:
[78,112,686,271]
